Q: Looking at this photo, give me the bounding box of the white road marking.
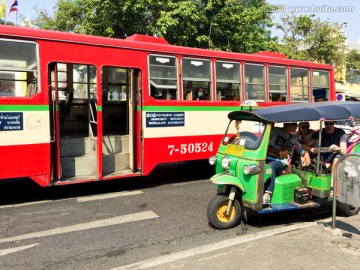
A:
[0,211,158,244]
[0,243,39,256]
[172,180,206,186]
[113,219,336,270]
[77,190,144,202]
[0,200,53,209]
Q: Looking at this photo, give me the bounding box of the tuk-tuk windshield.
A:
[223,120,265,150]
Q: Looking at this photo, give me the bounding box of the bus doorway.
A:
[49,63,98,181]
[50,64,141,182]
[101,67,140,177]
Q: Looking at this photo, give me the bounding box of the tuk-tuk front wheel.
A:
[207,194,242,229]
[338,202,360,216]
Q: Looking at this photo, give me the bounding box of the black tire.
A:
[338,202,360,216]
[207,194,242,229]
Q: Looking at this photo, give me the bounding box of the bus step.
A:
[61,137,96,157]
[56,175,98,183]
[61,155,96,177]
[102,169,137,178]
[102,135,129,154]
[102,152,130,174]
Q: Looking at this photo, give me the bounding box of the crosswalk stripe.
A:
[0,211,158,244]
[0,244,39,256]
[77,190,144,202]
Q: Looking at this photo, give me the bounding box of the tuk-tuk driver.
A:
[264,123,311,205]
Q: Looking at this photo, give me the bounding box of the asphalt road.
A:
[0,161,333,270]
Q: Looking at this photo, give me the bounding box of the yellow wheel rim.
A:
[216,202,235,223]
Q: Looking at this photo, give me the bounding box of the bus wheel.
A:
[338,202,360,216]
[207,194,241,229]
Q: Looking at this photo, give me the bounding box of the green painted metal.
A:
[271,174,302,204]
[138,105,258,112]
[210,173,245,192]
[0,105,49,111]
[349,142,360,154]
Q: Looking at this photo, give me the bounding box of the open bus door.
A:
[49,64,141,183]
[49,63,98,182]
[100,67,141,177]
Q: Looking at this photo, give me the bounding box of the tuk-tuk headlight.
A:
[209,156,217,166]
[221,156,231,169]
[243,164,262,175]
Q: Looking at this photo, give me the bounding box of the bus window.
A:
[50,63,97,131]
[244,64,265,101]
[102,67,133,134]
[268,66,287,102]
[312,70,329,101]
[215,61,241,101]
[182,58,211,101]
[73,65,97,99]
[103,68,128,102]
[0,39,39,97]
[149,55,177,100]
[51,64,96,100]
[290,68,309,102]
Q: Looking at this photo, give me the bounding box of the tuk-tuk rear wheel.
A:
[207,194,242,230]
[338,202,360,216]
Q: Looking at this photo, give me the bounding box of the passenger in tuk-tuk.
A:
[294,122,315,147]
[263,123,311,205]
[307,121,347,173]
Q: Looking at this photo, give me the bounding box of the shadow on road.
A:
[0,160,214,205]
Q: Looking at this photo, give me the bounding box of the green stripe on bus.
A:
[0,105,49,111]
[139,106,250,111]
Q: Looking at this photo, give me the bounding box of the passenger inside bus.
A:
[193,87,207,100]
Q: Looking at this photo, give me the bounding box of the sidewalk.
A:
[118,214,360,270]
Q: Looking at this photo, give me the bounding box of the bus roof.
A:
[0,25,333,70]
[228,101,360,123]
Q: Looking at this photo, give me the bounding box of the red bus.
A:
[0,25,335,187]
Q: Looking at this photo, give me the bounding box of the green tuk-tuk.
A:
[207,101,360,229]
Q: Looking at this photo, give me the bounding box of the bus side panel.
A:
[0,143,50,182]
[141,134,222,175]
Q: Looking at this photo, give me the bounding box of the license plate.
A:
[225,144,245,156]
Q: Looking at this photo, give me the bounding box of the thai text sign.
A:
[0,112,23,131]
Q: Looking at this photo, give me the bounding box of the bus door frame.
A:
[50,64,62,180]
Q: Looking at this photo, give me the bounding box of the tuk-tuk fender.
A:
[210,173,245,192]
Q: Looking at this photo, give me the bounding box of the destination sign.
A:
[0,112,23,131]
[146,112,185,127]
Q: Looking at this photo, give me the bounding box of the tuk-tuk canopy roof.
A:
[229,101,360,123]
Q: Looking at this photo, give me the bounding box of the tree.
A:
[31,0,155,37]
[273,14,347,82]
[0,19,15,26]
[155,0,274,53]
[30,0,274,53]
[346,49,360,83]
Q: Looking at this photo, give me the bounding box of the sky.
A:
[4,0,360,43]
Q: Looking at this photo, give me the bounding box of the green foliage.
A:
[0,19,15,26]
[274,14,347,82]
[346,49,360,83]
[30,0,274,53]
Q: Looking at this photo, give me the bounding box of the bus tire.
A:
[207,194,242,230]
[338,202,360,216]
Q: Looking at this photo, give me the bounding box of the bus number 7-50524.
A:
[168,142,213,156]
